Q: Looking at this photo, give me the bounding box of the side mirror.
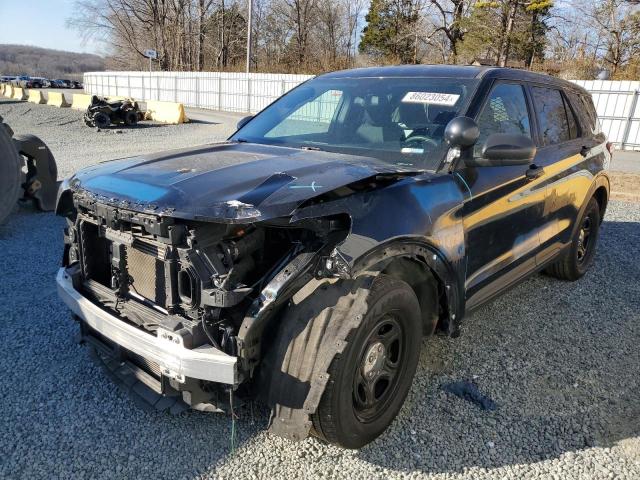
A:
[237,115,254,130]
[444,116,480,148]
[476,133,536,166]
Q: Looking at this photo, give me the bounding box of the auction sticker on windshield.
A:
[402,92,460,106]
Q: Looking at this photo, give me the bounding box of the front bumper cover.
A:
[56,267,238,385]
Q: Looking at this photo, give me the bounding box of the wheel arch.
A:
[347,238,465,337]
[571,173,610,239]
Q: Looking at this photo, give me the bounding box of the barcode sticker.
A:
[402,92,460,106]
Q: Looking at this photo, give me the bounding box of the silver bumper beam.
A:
[56,268,238,385]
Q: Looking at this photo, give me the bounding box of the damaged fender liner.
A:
[265,275,374,441]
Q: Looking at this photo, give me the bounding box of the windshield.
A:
[231,76,478,170]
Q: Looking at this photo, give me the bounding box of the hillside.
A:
[0,44,105,79]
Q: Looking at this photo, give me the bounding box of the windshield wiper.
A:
[301,145,322,151]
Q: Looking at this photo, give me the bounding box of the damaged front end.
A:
[57,185,351,411]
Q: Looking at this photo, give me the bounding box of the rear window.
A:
[568,91,601,135]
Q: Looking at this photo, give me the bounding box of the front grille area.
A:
[79,221,111,286]
[126,245,167,307]
[126,350,162,379]
[79,218,169,309]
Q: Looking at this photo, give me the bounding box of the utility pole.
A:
[246,0,253,73]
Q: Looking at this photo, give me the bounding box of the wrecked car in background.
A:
[56,65,611,448]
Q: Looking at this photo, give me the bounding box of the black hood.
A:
[70,142,422,222]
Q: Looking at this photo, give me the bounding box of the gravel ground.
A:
[1,99,639,480]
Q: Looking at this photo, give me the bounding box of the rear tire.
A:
[124,110,138,127]
[312,275,422,448]
[0,116,22,225]
[545,197,601,281]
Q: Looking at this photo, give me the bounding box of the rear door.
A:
[457,81,549,309]
[527,85,599,262]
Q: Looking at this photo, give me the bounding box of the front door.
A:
[456,81,548,309]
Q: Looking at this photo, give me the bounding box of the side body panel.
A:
[454,78,548,309]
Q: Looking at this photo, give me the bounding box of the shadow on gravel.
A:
[358,219,640,475]
[0,205,638,479]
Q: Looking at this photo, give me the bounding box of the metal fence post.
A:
[247,76,251,113]
[621,89,639,150]
[196,76,200,108]
[174,75,178,103]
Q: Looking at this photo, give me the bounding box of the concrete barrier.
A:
[3,85,13,97]
[47,91,70,108]
[12,87,27,100]
[71,93,92,111]
[145,100,189,124]
[27,89,46,104]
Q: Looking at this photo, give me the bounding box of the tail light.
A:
[606,142,615,155]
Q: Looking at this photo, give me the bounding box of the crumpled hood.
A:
[70,142,420,222]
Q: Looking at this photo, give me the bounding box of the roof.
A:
[317,64,590,95]
[319,65,486,79]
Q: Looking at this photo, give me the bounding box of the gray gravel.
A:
[1,99,639,480]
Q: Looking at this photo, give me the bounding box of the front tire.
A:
[312,275,422,448]
[545,197,601,280]
[92,112,110,129]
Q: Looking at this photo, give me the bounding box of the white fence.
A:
[572,80,640,151]
[84,72,640,151]
[83,71,313,114]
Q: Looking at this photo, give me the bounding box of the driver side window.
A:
[474,83,531,158]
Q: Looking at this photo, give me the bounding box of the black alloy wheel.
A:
[576,214,593,265]
[545,197,601,281]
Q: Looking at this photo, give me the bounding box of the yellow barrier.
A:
[27,89,46,104]
[145,100,189,124]
[12,87,27,100]
[3,85,13,97]
[71,93,92,110]
[47,91,70,108]
[0,84,5,96]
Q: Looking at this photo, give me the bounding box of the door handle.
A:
[525,164,544,180]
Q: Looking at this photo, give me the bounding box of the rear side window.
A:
[568,91,600,135]
[531,87,577,145]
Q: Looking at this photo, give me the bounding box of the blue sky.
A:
[0,1,101,54]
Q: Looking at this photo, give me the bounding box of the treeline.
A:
[71,0,363,73]
[70,0,640,78]
[0,44,106,79]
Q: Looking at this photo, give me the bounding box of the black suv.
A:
[56,66,611,448]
